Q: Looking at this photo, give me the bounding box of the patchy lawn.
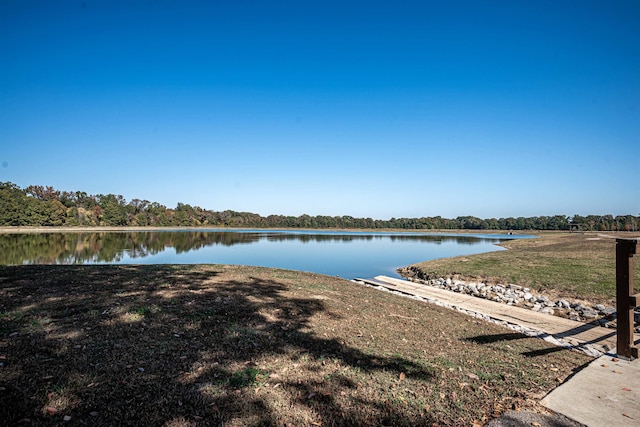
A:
[1,265,591,426]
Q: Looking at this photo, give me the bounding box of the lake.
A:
[0,229,527,279]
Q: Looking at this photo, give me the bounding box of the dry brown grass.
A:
[0,265,592,426]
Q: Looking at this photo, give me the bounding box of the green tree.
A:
[0,182,30,225]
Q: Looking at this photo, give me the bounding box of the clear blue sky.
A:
[1,0,639,219]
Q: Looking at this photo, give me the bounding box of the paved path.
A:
[542,354,640,426]
[354,276,640,426]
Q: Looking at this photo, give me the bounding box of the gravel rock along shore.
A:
[399,266,639,333]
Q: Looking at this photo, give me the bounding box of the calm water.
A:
[0,229,527,279]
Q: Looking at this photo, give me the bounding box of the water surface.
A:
[0,229,526,279]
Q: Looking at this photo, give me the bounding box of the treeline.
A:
[1,182,638,231]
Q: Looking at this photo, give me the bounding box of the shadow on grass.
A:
[465,333,525,345]
[0,265,436,426]
[466,333,572,358]
[465,331,606,360]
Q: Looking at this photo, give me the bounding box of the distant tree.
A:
[43,200,68,226]
[0,182,30,225]
[25,185,60,202]
[97,194,128,226]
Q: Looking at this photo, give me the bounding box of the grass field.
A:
[401,232,640,305]
[0,264,592,426]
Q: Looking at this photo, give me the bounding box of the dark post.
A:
[616,238,637,360]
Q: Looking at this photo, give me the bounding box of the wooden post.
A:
[616,238,637,360]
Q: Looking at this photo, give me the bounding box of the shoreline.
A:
[0,225,539,235]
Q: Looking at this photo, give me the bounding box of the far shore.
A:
[0,226,537,234]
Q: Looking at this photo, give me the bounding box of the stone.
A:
[523,292,534,301]
[531,303,542,312]
[581,308,599,319]
[557,300,571,309]
[540,307,555,315]
[594,304,606,312]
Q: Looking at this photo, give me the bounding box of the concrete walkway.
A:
[542,354,640,426]
[355,276,640,426]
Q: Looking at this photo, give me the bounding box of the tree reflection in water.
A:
[0,230,516,272]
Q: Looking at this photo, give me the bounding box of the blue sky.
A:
[1,0,639,219]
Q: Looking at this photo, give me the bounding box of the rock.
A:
[445,278,452,286]
[540,307,555,315]
[523,292,534,302]
[557,300,571,309]
[531,303,542,312]
[594,304,606,312]
[581,308,599,319]
[602,307,616,316]
[537,295,549,303]
[569,311,581,321]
